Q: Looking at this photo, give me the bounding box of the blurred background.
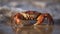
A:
[0,0,60,19]
[0,0,60,34]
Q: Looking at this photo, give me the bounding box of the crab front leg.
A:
[14,17,21,25]
[12,13,24,25]
[34,14,45,25]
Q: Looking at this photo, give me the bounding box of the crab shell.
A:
[11,10,54,26]
[20,11,41,20]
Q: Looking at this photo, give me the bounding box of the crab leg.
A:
[44,13,54,25]
[34,14,45,25]
[13,13,22,25]
[34,13,54,25]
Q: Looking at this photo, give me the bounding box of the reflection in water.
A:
[34,25,54,34]
[12,25,54,34]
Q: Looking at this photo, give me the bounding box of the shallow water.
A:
[0,23,60,34]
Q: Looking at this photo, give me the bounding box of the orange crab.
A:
[11,10,54,26]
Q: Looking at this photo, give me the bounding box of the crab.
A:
[11,10,54,26]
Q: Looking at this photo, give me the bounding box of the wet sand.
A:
[0,23,60,34]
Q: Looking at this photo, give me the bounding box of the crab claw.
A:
[34,14,45,25]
